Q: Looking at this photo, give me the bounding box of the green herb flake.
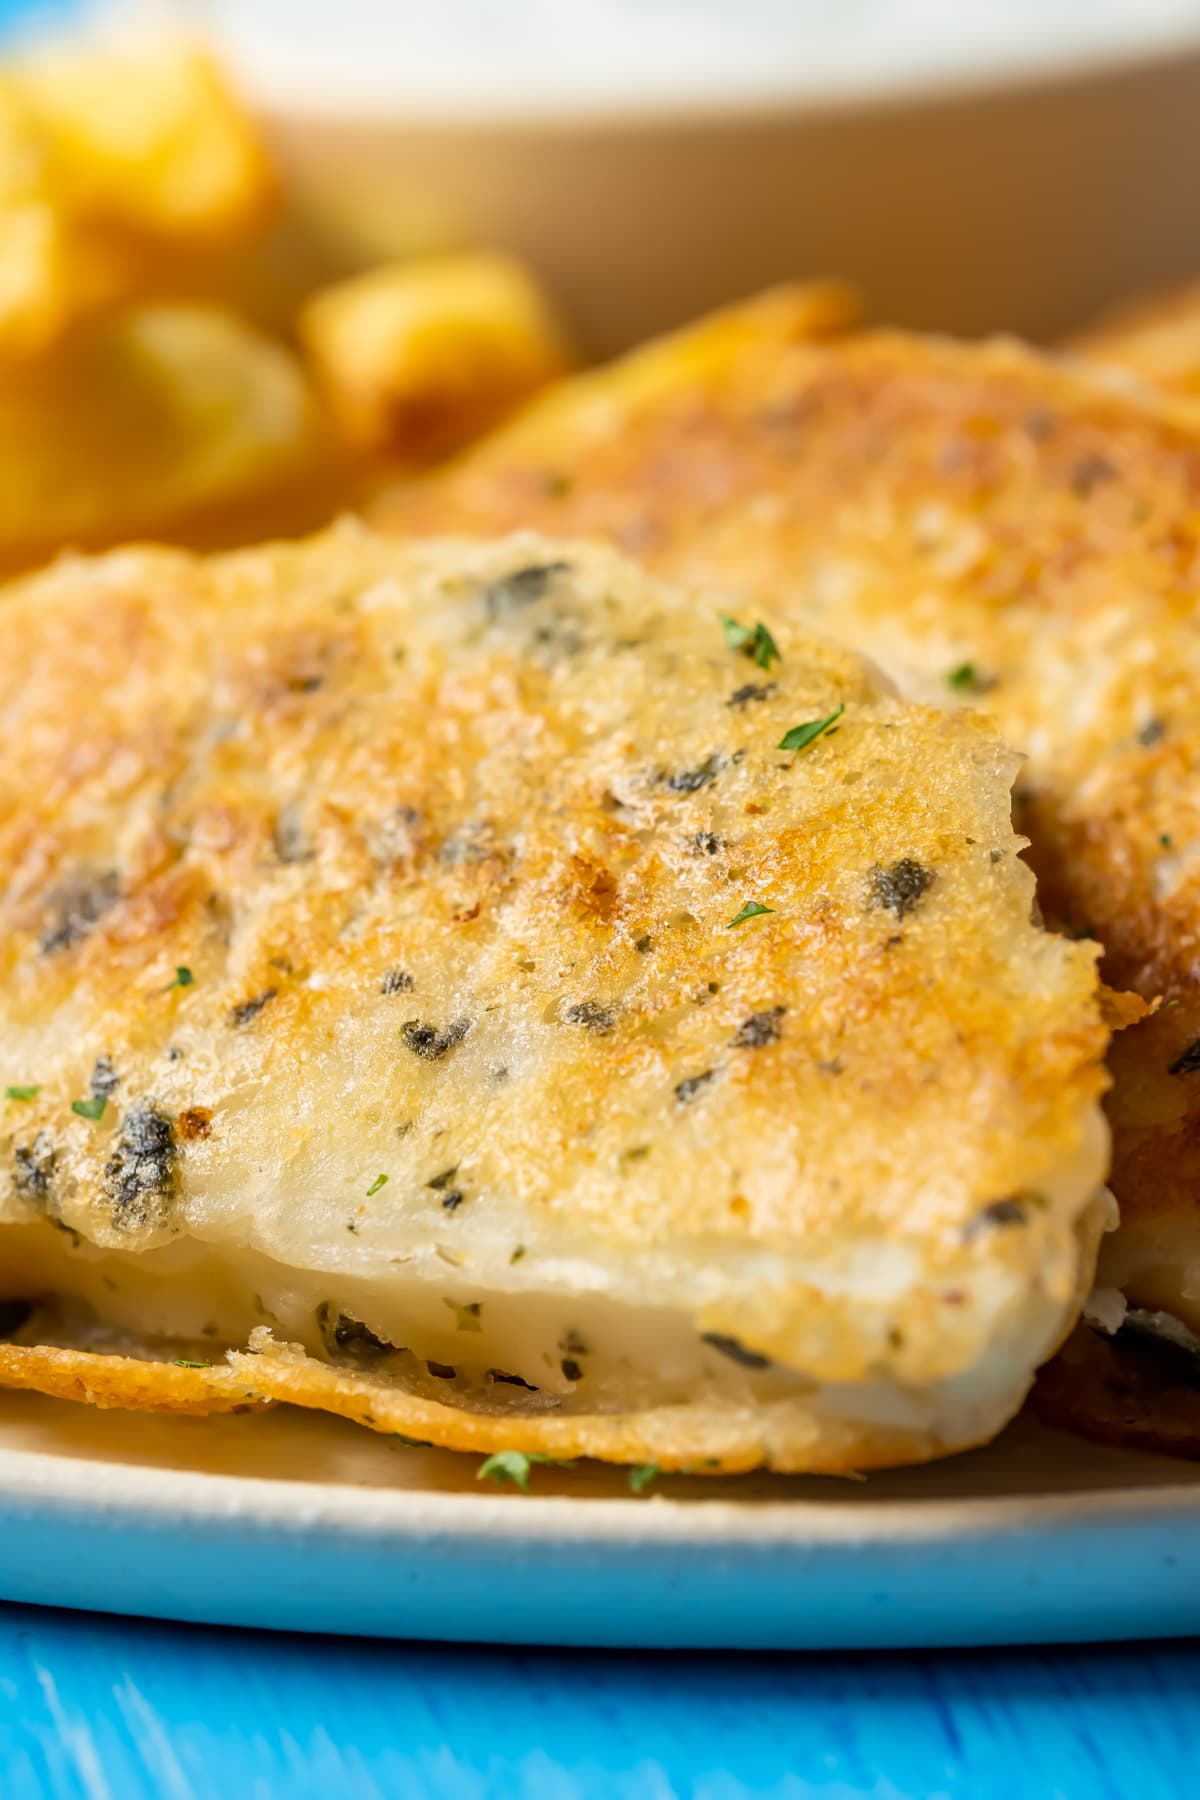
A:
[778,703,844,753]
[365,1172,389,1197]
[173,1358,213,1369]
[476,1450,575,1493]
[71,1095,106,1121]
[167,966,194,990]
[392,1434,433,1448]
[628,1463,660,1495]
[945,663,982,692]
[718,611,780,672]
[726,900,775,929]
[5,1085,40,1102]
[1160,833,1174,849]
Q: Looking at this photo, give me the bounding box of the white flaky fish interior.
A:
[0,527,1113,1473]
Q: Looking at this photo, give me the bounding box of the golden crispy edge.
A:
[0,1189,1112,1475]
[0,1338,946,1474]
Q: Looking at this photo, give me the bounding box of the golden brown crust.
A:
[375,316,1200,1261]
[0,524,1109,1469]
[1068,281,1200,400]
[0,1341,261,1416]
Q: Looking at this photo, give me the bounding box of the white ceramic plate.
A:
[1,1390,1197,1648]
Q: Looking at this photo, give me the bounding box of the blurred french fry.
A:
[0,304,330,567]
[299,251,574,465]
[0,78,73,356]
[16,36,274,243]
[0,35,276,363]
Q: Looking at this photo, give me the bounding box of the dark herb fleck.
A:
[71,1095,106,1121]
[635,935,654,954]
[1139,718,1166,747]
[483,561,570,618]
[90,1056,119,1101]
[778,704,844,753]
[718,612,781,671]
[1160,833,1174,849]
[401,1018,471,1060]
[675,1069,716,1105]
[945,663,985,693]
[380,968,414,995]
[868,858,935,919]
[561,1358,584,1382]
[13,1132,56,1201]
[317,1303,394,1357]
[727,682,777,709]
[509,1245,527,1264]
[229,989,277,1028]
[664,755,723,794]
[1169,1037,1200,1077]
[963,1197,1030,1241]
[727,900,774,929]
[273,806,311,864]
[167,966,194,991]
[366,1173,389,1197]
[39,869,120,954]
[173,1358,213,1369]
[692,832,724,856]
[5,1085,39,1102]
[731,1007,785,1050]
[565,1000,615,1034]
[1071,451,1117,497]
[628,1463,660,1495]
[701,1331,773,1370]
[104,1105,177,1230]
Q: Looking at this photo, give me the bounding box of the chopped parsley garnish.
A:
[173,1358,213,1369]
[168,966,194,990]
[945,663,982,692]
[727,900,774,929]
[365,1173,389,1197]
[1160,833,1174,849]
[778,704,844,753]
[71,1095,106,1121]
[476,1450,574,1493]
[718,612,780,672]
[5,1085,40,1101]
[628,1463,660,1495]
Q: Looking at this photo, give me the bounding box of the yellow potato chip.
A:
[16,35,274,243]
[0,302,328,567]
[299,251,574,464]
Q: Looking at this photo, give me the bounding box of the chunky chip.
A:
[0,302,329,568]
[299,251,576,466]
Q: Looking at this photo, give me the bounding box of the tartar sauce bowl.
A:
[198,0,1200,352]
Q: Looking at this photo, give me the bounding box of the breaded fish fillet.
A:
[375,306,1200,1413]
[1069,281,1200,400]
[0,527,1108,1473]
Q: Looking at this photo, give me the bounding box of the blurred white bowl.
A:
[199,0,1200,352]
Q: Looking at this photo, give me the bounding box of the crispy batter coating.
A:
[376,310,1200,1347]
[1069,281,1200,400]
[0,526,1108,1471]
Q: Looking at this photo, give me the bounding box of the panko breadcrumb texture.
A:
[0,526,1109,1473]
[376,312,1200,1380]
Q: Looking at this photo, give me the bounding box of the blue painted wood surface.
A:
[1,1600,1198,1800]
